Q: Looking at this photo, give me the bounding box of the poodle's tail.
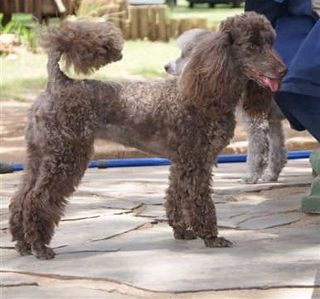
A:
[40,20,124,81]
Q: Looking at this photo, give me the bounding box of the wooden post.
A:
[158,5,167,41]
[148,6,158,41]
[25,0,34,14]
[166,22,173,40]
[116,0,128,34]
[14,0,21,12]
[139,6,149,39]
[65,0,72,14]
[122,20,131,39]
[128,6,139,40]
[193,17,208,29]
[178,18,194,35]
[169,18,179,38]
[2,0,9,13]
[107,4,120,28]
[34,0,43,23]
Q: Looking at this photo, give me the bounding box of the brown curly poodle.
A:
[9,13,286,259]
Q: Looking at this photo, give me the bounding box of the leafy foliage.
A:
[0,18,38,52]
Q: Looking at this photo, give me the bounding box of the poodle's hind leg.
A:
[261,119,286,182]
[171,163,232,248]
[9,145,42,256]
[165,165,197,240]
[242,111,269,184]
[22,143,93,259]
[10,188,33,256]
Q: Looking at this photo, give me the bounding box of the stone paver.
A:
[1,160,319,298]
[1,273,132,299]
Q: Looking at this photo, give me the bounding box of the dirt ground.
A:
[0,99,318,163]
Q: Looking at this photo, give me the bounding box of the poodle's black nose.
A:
[164,64,169,72]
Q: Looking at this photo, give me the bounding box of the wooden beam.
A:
[34,0,42,23]
[2,0,10,14]
[54,0,66,13]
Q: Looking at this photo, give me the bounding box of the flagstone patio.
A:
[1,160,319,299]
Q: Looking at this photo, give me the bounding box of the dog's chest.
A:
[205,113,236,152]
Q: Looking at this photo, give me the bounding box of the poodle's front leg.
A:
[241,81,272,184]
[261,119,286,182]
[165,165,197,240]
[242,110,269,184]
[169,163,232,248]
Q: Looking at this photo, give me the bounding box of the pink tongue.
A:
[262,77,279,92]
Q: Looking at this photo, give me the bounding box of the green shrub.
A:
[0,18,38,52]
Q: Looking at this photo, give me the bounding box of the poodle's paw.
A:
[203,237,233,248]
[32,244,55,260]
[242,175,259,184]
[15,241,31,256]
[261,173,279,183]
[174,229,197,240]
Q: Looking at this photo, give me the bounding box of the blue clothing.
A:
[275,92,320,141]
[281,21,320,97]
[245,0,320,142]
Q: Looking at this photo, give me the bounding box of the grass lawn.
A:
[1,2,243,101]
[1,41,180,101]
[169,1,244,27]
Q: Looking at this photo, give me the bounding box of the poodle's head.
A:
[178,12,286,101]
[164,29,213,76]
[219,12,286,92]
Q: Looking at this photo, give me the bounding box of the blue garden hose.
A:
[3,150,313,172]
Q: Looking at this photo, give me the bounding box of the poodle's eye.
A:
[183,49,192,58]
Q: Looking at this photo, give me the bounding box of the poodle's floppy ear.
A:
[219,15,238,44]
[242,81,273,117]
[178,32,232,102]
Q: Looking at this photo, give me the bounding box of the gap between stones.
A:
[1,282,39,288]
[1,270,319,295]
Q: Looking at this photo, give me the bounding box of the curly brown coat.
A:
[9,13,286,259]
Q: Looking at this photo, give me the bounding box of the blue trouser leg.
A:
[275,92,320,142]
